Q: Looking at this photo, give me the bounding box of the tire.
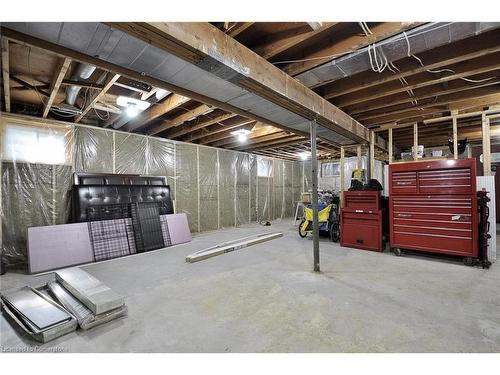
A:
[330,222,339,242]
[463,257,475,266]
[393,248,402,256]
[298,219,308,238]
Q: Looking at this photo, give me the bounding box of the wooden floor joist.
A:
[110,22,385,148]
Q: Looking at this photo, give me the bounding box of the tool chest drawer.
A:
[391,171,417,194]
[418,168,473,195]
[341,210,384,252]
[343,191,381,211]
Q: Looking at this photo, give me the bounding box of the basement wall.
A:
[0,114,305,267]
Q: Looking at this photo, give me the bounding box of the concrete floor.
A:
[1,220,500,352]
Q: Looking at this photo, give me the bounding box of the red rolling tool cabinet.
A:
[341,191,385,252]
[389,159,478,261]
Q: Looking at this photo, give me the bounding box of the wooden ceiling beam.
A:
[42,56,71,118]
[255,22,339,60]
[148,103,213,135]
[196,121,257,145]
[334,52,500,108]
[282,22,421,76]
[10,74,50,97]
[123,93,190,132]
[238,135,306,151]
[229,131,290,150]
[1,38,10,112]
[226,22,254,37]
[0,27,315,146]
[207,125,278,147]
[359,86,500,123]
[183,117,254,143]
[110,22,378,146]
[320,28,500,98]
[75,73,120,122]
[167,111,237,139]
[347,72,500,115]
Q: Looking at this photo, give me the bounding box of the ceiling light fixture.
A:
[230,129,252,143]
[116,96,150,117]
[299,151,310,160]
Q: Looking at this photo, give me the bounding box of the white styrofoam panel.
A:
[477,176,496,262]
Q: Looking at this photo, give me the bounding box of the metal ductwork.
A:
[66,63,96,105]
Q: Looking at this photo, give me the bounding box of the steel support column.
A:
[310,120,320,272]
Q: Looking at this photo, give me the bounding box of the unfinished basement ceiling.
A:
[2,22,358,147]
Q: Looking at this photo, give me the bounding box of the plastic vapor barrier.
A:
[0,114,303,268]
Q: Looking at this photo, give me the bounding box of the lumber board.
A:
[186,232,283,263]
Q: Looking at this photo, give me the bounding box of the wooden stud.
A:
[482,112,491,176]
[357,144,362,170]
[452,110,458,159]
[413,123,419,161]
[340,146,345,208]
[370,131,375,177]
[1,38,10,112]
[43,57,72,118]
[388,128,393,164]
[75,73,120,123]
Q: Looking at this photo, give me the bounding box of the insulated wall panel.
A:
[219,149,236,228]
[198,147,218,231]
[235,153,250,226]
[175,143,198,232]
[74,126,113,173]
[146,138,175,186]
[273,159,284,220]
[249,154,258,222]
[284,161,294,218]
[115,133,147,174]
[1,162,54,264]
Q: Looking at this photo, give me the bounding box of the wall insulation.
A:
[0,114,305,267]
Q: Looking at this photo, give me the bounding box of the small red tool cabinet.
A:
[341,191,385,252]
[389,159,478,259]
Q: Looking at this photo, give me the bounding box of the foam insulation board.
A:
[55,267,125,315]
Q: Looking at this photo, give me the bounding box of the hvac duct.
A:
[66,63,96,105]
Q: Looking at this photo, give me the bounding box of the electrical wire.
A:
[271,22,453,66]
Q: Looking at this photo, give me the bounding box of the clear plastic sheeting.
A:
[175,143,199,233]
[235,153,250,226]
[0,114,303,269]
[115,133,148,175]
[74,126,113,173]
[198,147,218,232]
[218,149,236,228]
[1,119,73,266]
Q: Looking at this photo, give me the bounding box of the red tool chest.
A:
[341,191,385,252]
[389,159,478,258]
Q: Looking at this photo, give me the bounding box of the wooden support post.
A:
[370,131,375,178]
[340,146,345,208]
[1,38,10,112]
[388,128,393,164]
[482,113,491,176]
[452,110,458,160]
[413,122,418,161]
[310,120,320,272]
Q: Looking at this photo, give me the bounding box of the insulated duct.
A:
[66,63,96,105]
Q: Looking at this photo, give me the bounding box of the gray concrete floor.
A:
[1,220,500,352]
